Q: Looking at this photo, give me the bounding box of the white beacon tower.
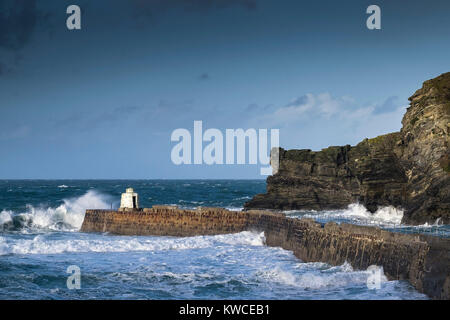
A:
[120,188,139,210]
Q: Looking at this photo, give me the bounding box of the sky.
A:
[0,0,449,179]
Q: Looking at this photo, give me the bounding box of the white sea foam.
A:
[0,231,265,256]
[288,203,404,226]
[0,190,110,232]
[234,196,251,200]
[258,262,388,290]
[0,210,13,225]
[226,207,244,212]
[417,218,445,228]
[340,203,404,225]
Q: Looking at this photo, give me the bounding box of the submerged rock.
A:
[245,72,450,225]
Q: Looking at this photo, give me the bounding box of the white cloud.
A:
[257,92,361,127]
[248,93,406,150]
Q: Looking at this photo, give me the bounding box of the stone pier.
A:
[81,206,450,300]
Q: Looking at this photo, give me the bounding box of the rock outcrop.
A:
[245,72,450,225]
[81,207,450,300]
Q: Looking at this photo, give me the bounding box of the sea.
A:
[1,180,448,300]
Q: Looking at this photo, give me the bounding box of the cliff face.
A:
[245,72,450,225]
[81,207,450,299]
[399,74,450,223]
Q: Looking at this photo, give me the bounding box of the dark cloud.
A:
[0,0,38,51]
[373,96,399,114]
[198,73,210,80]
[286,95,309,108]
[0,0,54,76]
[246,103,259,112]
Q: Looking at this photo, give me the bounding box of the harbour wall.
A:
[81,206,450,300]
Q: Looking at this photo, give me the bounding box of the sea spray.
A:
[0,180,441,299]
[285,203,404,227]
[0,231,265,256]
[0,190,110,232]
[0,210,13,226]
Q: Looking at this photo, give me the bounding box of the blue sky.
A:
[1,0,449,179]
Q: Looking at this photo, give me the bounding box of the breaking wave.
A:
[0,191,110,232]
[0,231,265,256]
[257,262,388,290]
[286,203,404,227]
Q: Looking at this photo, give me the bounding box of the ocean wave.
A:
[233,196,252,200]
[416,218,445,227]
[0,191,110,232]
[286,203,404,227]
[0,231,265,256]
[257,262,388,290]
[0,210,13,225]
[225,207,244,212]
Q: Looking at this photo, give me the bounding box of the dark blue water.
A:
[0,180,440,300]
[0,180,265,214]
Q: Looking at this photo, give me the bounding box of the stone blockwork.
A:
[81,207,250,236]
[81,207,450,300]
[245,72,450,225]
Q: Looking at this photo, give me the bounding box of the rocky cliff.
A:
[245,72,450,225]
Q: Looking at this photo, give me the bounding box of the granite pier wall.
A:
[81,207,450,300]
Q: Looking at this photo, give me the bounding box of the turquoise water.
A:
[0,180,440,300]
